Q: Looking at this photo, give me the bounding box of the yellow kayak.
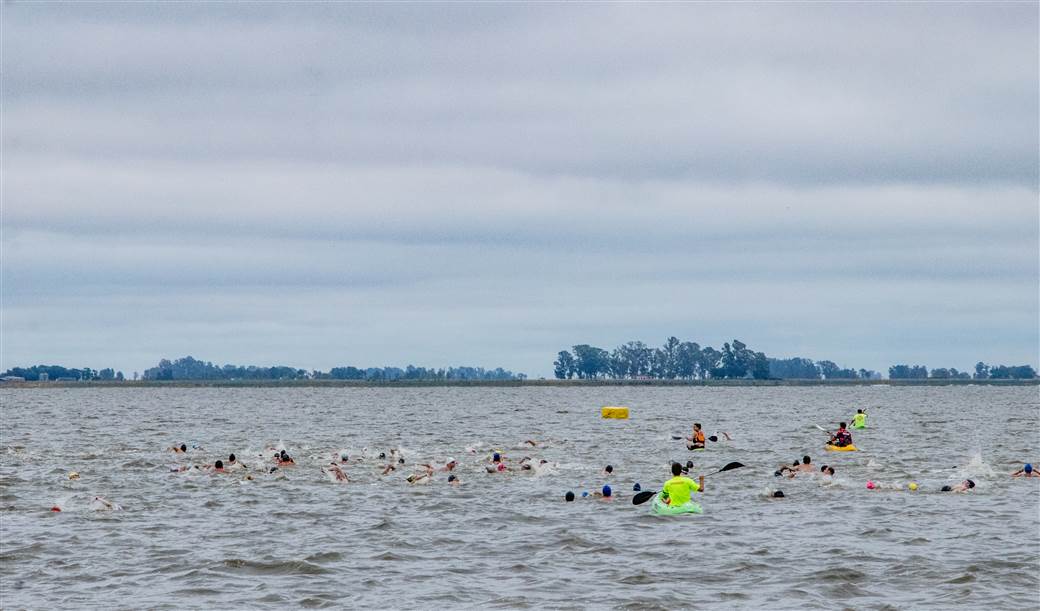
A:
[825,444,858,452]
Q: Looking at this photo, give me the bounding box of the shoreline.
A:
[1,378,1036,389]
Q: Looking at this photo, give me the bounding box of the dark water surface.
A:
[1,386,1038,609]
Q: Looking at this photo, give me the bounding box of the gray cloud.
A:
[2,2,1037,376]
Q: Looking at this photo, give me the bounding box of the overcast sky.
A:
[3,2,1037,377]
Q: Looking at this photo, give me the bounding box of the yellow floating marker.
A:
[601,406,629,419]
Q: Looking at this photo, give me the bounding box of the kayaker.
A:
[829,423,853,448]
[851,409,867,429]
[941,479,975,492]
[687,423,706,450]
[1011,464,1039,478]
[662,462,704,505]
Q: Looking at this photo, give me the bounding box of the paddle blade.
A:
[708,435,718,443]
[717,461,745,473]
[632,490,657,505]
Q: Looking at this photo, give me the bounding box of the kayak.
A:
[825,444,858,452]
[651,493,703,515]
[852,424,866,429]
[688,447,705,452]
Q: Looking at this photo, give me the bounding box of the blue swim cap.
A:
[581,491,589,497]
[1026,463,1033,473]
[602,485,612,497]
[493,453,501,461]
[633,483,641,491]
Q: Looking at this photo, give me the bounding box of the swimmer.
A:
[524,440,539,447]
[447,474,460,487]
[600,485,613,501]
[775,459,800,477]
[682,460,694,475]
[565,491,575,502]
[212,459,225,473]
[406,464,434,485]
[603,464,614,476]
[772,490,785,498]
[226,453,247,470]
[788,456,813,476]
[90,496,122,511]
[169,443,188,453]
[713,431,732,441]
[323,462,348,482]
[941,479,975,492]
[1012,464,1039,478]
[277,450,295,466]
[820,465,835,476]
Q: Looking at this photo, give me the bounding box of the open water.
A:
[1,385,1038,609]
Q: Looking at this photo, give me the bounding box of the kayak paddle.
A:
[633,462,746,505]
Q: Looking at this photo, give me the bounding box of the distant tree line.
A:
[0,365,124,382]
[552,337,1036,380]
[140,356,524,381]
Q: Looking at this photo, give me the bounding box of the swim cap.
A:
[68,472,80,480]
[446,458,456,464]
[496,463,506,472]
[602,485,612,497]
[866,481,875,489]
[773,491,785,498]
[448,474,457,482]
[966,479,975,488]
[493,453,501,461]
[686,460,694,469]
[581,491,589,497]
[1025,464,1033,473]
[605,465,613,473]
[565,491,575,502]
[633,483,641,491]
[908,482,918,491]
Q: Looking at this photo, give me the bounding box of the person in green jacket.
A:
[851,409,867,429]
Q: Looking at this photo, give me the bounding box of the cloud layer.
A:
[3,3,1037,375]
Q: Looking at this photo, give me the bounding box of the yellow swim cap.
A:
[68,472,80,480]
[908,482,918,491]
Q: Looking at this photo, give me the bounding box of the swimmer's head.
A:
[908,482,918,491]
[605,465,613,473]
[866,481,875,489]
[772,490,785,498]
[68,471,80,480]
[180,444,187,452]
[228,453,236,462]
[686,460,694,469]
[671,462,682,476]
[215,460,224,469]
[447,474,457,482]
[379,452,386,459]
[966,479,975,488]
[633,483,641,491]
[565,491,574,502]
[825,467,835,475]
[581,491,589,498]
[803,456,811,464]
[493,453,501,462]
[602,485,612,497]
[1026,464,1033,474]
[398,457,405,464]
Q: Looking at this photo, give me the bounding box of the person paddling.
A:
[851,409,867,429]
[686,423,706,450]
[828,423,853,448]
[661,462,704,506]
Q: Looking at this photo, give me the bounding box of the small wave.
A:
[219,558,329,575]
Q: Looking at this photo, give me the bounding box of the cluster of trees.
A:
[894,362,1038,380]
[0,365,124,381]
[554,338,778,380]
[139,356,524,381]
[768,358,878,380]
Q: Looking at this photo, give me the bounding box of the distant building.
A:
[38,372,49,382]
[55,376,79,382]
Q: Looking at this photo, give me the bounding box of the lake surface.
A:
[1,386,1038,609]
